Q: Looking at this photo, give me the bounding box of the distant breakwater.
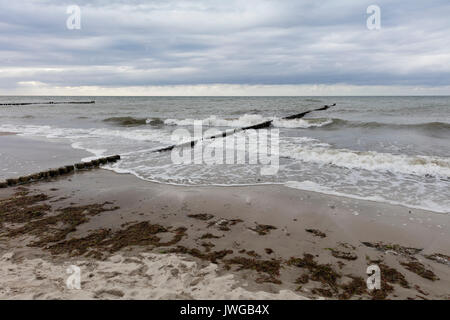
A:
[0,101,95,106]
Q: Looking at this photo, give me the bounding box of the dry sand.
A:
[0,251,307,300]
[0,169,449,300]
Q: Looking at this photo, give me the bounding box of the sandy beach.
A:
[1,0,450,308]
[1,167,448,300]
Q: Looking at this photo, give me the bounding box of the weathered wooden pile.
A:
[0,155,120,188]
[153,103,336,153]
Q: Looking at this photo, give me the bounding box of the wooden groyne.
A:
[0,101,95,106]
[0,103,334,188]
[283,103,335,120]
[0,155,120,188]
[153,104,335,153]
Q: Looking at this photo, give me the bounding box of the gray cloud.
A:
[1,0,450,92]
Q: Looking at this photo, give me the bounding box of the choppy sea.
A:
[1,96,449,213]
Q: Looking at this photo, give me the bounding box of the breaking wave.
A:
[164,114,332,129]
[103,117,163,127]
[284,180,449,214]
[283,142,450,177]
[323,119,450,132]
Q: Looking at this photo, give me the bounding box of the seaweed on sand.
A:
[170,245,233,263]
[7,202,119,246]
[295,274,309,284]
[238,249,261,258]
[255,275,282,285]
[424,253,450,266]
[379,263,410,288]
[330,249,358,261]
[200,241,215,252]
[0,189,50,227]
[248,223,277,235]
[199,233,221,239]
[224,256,281,277]
[368,262,410,300]
[338,276,367,299]
[288,254,374,299]
[287,254,341,291]
[187,213,214,221]
[207,218,243,231]
[48,229,111,256]
[45,222,186,259]
[305,229,326,238]
[400,261,439,281]
[47,222,187,257]
[312,288,333,298]
[362,242,422,257]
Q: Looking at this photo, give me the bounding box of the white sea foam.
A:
[272,118,333,128]
[284,180,449,214]
[1,122,448,214]
[71,142,107,161]
[164,114,332,129]
[283,143,450,177]
[0,124,171,144]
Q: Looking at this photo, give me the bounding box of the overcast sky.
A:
[1,0,450,95]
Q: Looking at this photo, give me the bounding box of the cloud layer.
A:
[1,0,450,95]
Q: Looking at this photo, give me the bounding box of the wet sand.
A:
[0,134,91,180]
[0,169,448,300]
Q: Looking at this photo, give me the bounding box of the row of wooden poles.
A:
[0,155,120,188]
[0,101,95,106]
[0,103,335,188]
[152,103,336,153]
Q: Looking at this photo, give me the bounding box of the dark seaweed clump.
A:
[187,213,214,221]
[170,245,233,263]
[0,189,50,227]
[424,253,450,266]
[400,261,439,281]
[306,229,326,238]
[199,233,221,239]
[7,202,118,246]
[47,222,187,259]
[224,257,281,277]
[207,218,243,231]
[248,223,277,235]
[287,254,341,291]
[330,249,357,261]
[362,242,422,256]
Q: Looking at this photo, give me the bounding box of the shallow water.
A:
[0,96,449,213]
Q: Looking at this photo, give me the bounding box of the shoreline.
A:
[1,169,448,300]
[1,130,447,215]
[0,134,92,181]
